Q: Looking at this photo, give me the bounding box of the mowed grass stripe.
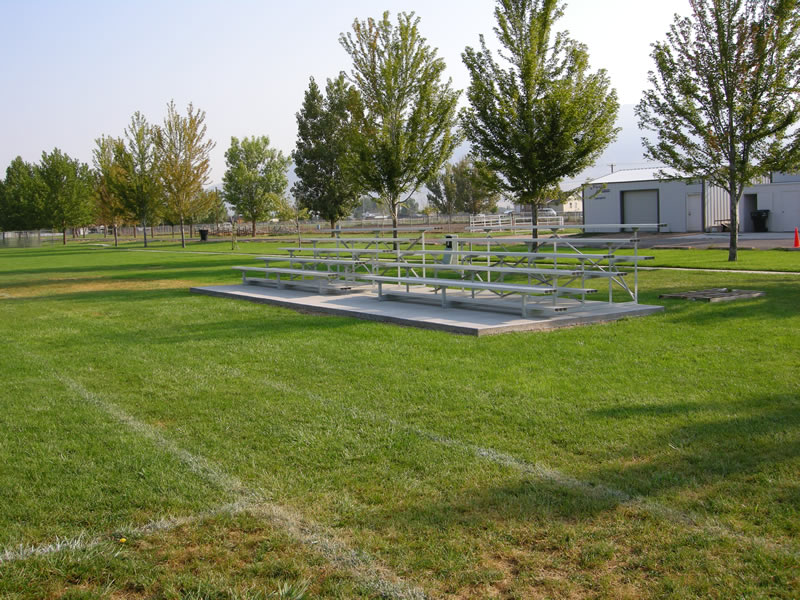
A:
[221,362,800,560]
[0,354,222,546]
[2,245,799,597]
[399,422,800,560]
[8,349,430,600]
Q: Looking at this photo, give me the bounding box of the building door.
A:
[622,190,659,228]
[776,191,800,232]
[686,193,702,231]
[741,194,758,232]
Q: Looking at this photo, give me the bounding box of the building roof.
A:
[588,167,686,185]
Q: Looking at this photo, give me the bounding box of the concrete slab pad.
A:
[190,284,664,336]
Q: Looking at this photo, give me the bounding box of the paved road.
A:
[620,232,797,250]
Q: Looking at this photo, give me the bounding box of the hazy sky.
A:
[0,0,690,185]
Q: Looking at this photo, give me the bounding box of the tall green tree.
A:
[222,136,289,237]
[112,112,163,248]
[636,0,800,261]
[453,156,500,216]
[426,163,459,224]
[1,157,43,232]
[197,188,228,226]
[292,75,364,234]
[340,11,460,236]
[37,149,94,245]
[155,101,216,248]
[461,0,619,232]
[93,135,128,247]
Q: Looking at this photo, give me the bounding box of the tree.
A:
[461,0,619,232]
[184,187,219,238]
[112,112,163,248]
[93,135,128,247]
[636,0,800,261]
[292,75,364,234]
[352,196,382,219]
[340,11,460,237]
[399,196,420,217]
[426,163,459,224]
[37,149,94,245]
[195,188,227,226]
[453,156,500,216]
[222,136,289,237]
[1,157,42,232]
[272,198,311,245]
[155,101,215,248]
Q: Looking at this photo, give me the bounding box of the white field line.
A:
[252,376,799,558]
[1,494,428,600]
[9,358,428,600]
[55,374,256,499]
[403,423,800,559]
[12,352,795,579]
[0,500,253,564]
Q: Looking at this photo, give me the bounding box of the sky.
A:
[0,0,691,187]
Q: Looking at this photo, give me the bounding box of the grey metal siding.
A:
[705,184,730,229]
[770,172,800,184]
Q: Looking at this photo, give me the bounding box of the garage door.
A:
[622,190,659,226]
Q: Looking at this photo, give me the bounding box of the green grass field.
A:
[1,244,798,599]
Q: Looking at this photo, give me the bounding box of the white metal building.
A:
[583,168,800,233]
[716,173,800,232]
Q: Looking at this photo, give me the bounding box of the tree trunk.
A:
[391,198,399,239]
[728,182,740,262]
[143,219,149,248]
[179,215,186,249]
[190,223,194,239]
[114,224,118,248]
[62,228,67,245]
[390,199,400,251]
[330,218,336,238]
[530,204,540,252]
[252,219,256,238]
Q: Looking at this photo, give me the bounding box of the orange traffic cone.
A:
[795,227,800,248]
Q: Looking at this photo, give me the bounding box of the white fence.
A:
[469,214,565,229]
